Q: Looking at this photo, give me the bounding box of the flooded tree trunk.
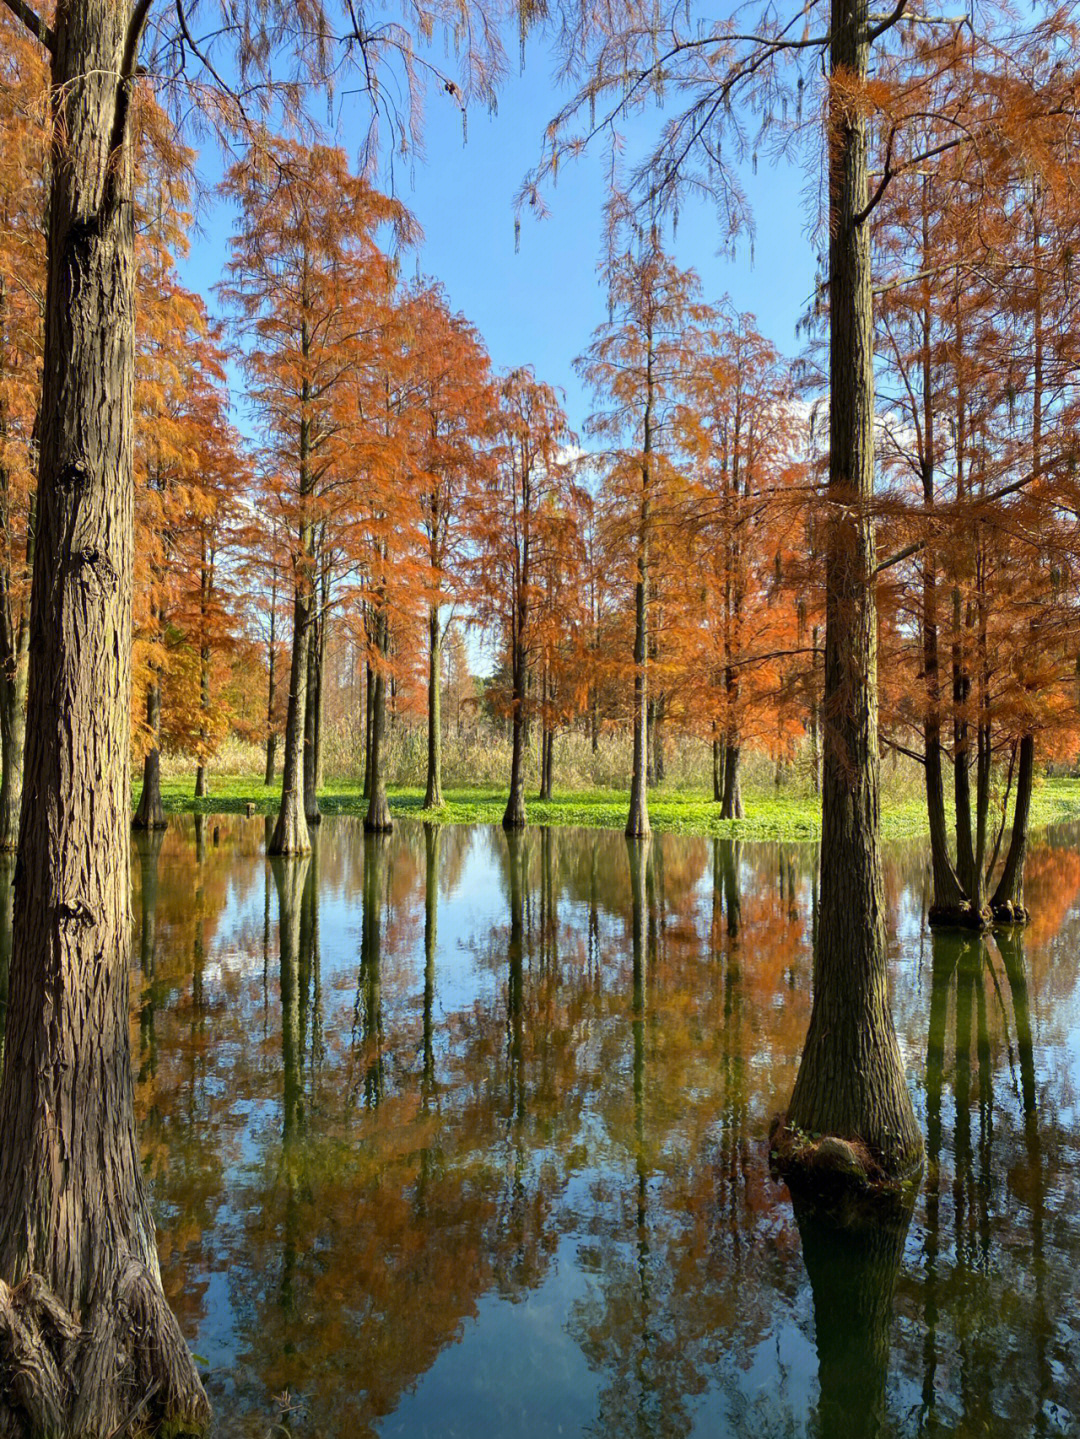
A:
[424,604,443,809]
[365,606,392,833]
[422,822,440,1101]
[952,606,977,899]
[0,4,211,1431]
[990,733,1034,923]
[778,0,923,1187]
[133,679,166,831]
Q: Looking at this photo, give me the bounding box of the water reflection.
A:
[126,817,1080,1437]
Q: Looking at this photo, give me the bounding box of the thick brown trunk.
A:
[780,0,922,1184]
[133,680,166,830]
[0,5,209,1431]
[990,733,1034,923]
[424,605,443,809]
[721,742,743,820]
[364,607,392,833]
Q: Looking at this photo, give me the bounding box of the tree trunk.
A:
[264,570,278,785]
[626,512,650,838]
[424,604,443,809]
[0,497,29,854]
[269,580,313,856]
[653,694,665,785]
[0,632,28,852]
[0,5,210,1431]
[364,608,392,833]
[362,657,373,798]
[990,733,1034,923]
[503,639,528,830]
[721,742,743,820]
[303,606,320,827]
[923,551,972,926]
[778,0,923,1186]
[133,680,166,831]
[712,733,723,802]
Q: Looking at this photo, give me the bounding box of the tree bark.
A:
[362,656,374,799]
[424,604,443,809]
[303,601,321,827]
[133,679,166,830]
[503,634,528,829]
[364,606,392,833]
[779,0,923,1184]
[264,568,278,785]
[990,733,1034,923]
[721,742,743,820]
[269,578,313,856]
[0,4,210,1431]
[0,488,30,854]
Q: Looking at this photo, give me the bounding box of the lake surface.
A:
[121,815,1080,1436]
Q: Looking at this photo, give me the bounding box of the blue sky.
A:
[179,36,820,436]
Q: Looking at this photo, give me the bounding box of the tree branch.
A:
[1,0,55,52]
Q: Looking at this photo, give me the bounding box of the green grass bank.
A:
[152,774,1080,844]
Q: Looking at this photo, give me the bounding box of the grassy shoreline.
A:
[154,774,1080,844]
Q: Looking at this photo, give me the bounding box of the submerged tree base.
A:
[927,901,990,932]
[769,1113,923,1202]
[0,1264,209,1438]
[990,899,1030,926]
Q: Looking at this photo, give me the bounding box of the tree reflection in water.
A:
[127,816,1080,1437]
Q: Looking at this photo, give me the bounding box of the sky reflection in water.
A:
[113,816,1080,1437]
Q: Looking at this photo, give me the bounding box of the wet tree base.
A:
[364,796,393,834]
[927,901,990,932]
[990,899,1030,925]
[768,1114,922,1205]
[0,1264,209,1438]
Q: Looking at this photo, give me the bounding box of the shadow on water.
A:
[123,815,1080,1438]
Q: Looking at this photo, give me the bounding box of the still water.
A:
[124,816,1080,1437]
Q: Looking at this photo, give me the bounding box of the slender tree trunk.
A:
[0,5,210,1430]
[778,0,923,1184]
[194,642,210,798]
[364,605,392,833]
[264,570,278,785]
[362,657,374,798]
[923,549,971,925]
[653,694,665,785]
[424,604,443,809]
[503,637,528,829]
[626,486,651,838]
[990,733,1034,922]
[270,581,313,856]
[0,499,29,855]
[303,605,320,827]
[133,680,166,830]
[712,732,723,802]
